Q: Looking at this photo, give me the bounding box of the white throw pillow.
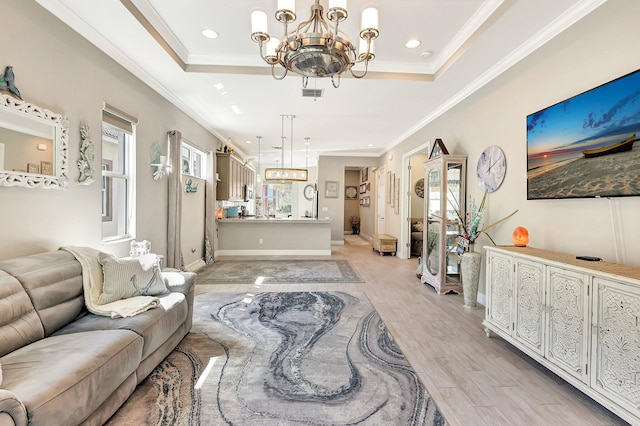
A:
[0,362,3,386]
[98,253,168,304]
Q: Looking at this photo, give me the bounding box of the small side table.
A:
[371,234,397,256]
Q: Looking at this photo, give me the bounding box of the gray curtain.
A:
[167,130,183,270]
[204,150,215,264]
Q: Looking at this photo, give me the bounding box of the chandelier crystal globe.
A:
[251,0,379,88]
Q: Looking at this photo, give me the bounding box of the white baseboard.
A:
[215,249,331,257]
[477,292,486,307]
[331,240,345,246]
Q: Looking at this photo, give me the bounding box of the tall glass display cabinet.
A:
[421,154,467,294]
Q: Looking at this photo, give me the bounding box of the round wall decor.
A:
[414,178,425,198]
[477,145,506,193]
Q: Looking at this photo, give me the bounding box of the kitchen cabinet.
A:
[216,153,255,201]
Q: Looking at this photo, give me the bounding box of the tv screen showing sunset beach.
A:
[527,69,640,200]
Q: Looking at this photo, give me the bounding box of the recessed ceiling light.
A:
[246,140,252,144]
[214,83,224,90]
[231,105,241,114]
[368,144,374,147]
[202,29,219,39]
[420,50,433,59]
[220,91,228,96]
[405,39,421,49]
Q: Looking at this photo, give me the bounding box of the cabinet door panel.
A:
[546,267,590,382]
[514,259,545,355]
[592,278,640,412]
[486,252,513,335]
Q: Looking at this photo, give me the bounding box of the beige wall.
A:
[181,176,206,270]
[379,0,640,298]
[409,153,428,219]
[0,2,218,260]
[317,156,379,242]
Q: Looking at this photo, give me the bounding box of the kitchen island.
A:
[216,217,332,256]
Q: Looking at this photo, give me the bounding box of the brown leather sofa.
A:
[0,249,195,425]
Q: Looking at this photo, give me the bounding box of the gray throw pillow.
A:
[98,253,169,304]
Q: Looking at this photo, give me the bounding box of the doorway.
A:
[400,143,430,259]
[376,166,385,234]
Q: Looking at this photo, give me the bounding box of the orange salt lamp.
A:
[512,226,529,247]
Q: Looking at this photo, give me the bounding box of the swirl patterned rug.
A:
[106,292,447,425]
[196,260,364,284]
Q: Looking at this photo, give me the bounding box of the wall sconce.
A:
[37,143,47,151]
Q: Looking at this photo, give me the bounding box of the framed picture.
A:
[325,180,339,198]
[27,163,39,174]
[359,198,364,206]
[361,167,368,182]
[428,138,449,159]
[386,171,392,204]
[394,177,400,215]
[345,186,358,200]
[363,196,370,207]
[366,182,370,191]
[41,161,53,175]
[390,173,396,208]
[359,183,366,194]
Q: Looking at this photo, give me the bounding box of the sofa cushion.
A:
[0,251,84,337]
[0,270,44,357]
[54,292,187,360]
[98,253,168,304]
[0,329,142,426]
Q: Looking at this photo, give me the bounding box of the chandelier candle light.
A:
[251,0,379,88]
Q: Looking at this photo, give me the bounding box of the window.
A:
[181,141,207,178]
[101,105,137,242]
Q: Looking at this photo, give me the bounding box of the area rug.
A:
[196,259,364,284]
[106,291,447,425]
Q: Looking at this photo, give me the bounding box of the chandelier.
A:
[264,115,309,182]
[251,0,379,88]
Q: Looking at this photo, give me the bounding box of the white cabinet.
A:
[486,250,513,335]
[591,278,640,415]
[546,266,590,382]
[514,258,545,356]
[484,246,640,424]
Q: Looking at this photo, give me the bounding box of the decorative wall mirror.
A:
[0,93,68,189]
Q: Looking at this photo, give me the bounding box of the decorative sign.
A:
[184,178,198,193]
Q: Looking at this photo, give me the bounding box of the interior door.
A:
[377,166,385,234]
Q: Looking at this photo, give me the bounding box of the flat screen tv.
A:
[526,69,640,200]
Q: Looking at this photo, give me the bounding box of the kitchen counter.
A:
[216,217,332,256]
[217,217,331,224]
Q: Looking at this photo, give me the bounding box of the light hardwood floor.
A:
[198,238,628,426]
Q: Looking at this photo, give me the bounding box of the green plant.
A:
[450,190,518,245]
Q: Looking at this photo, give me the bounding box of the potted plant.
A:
[349,216,360,235]
[451,191,518,308]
